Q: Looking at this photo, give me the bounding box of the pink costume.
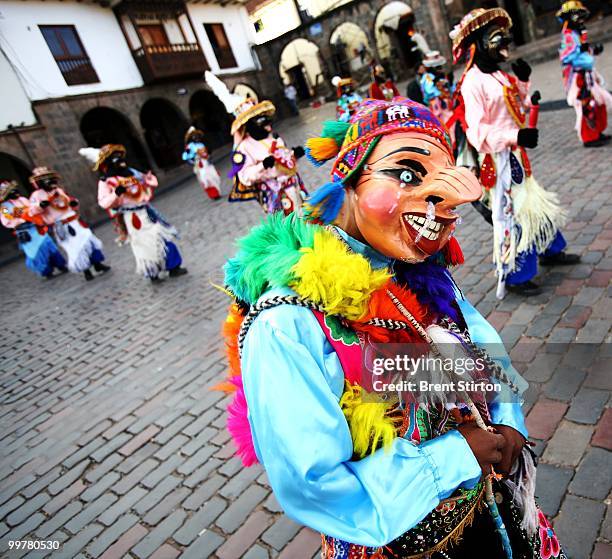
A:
[232,134,305,215]
[29,187,74,225]
[29,186,105,275]
[97,172,156,209]
[0,190,67,277]
[0,195,30,229]
[97,170,182,278]
[459,65,565,298]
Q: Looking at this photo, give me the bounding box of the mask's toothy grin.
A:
[402,212,457,254]
[404,213,442,240]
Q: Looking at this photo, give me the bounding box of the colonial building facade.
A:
[0,0,280,254]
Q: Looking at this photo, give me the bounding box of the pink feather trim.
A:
[227,376,259,467]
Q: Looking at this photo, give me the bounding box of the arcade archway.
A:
[279,38,322,100]
[233,83,259,102]
[375,1,422,69]
[80,107,150,171]
[140,99,188,169]
[0,153,32,247]
[329,22,371,76]
[189,90,232,151]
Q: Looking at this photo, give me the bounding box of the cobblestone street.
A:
[1,56,611,559]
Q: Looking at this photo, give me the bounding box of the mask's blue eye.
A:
[400,170,414,184]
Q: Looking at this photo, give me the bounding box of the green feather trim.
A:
[224,213,316,304]
[321,120,351,147]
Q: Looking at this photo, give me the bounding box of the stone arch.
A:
[140,98,189,169]
[80,107,150,171]
[233,83,259,102]
[279,38,323,100]
[329,22,371,76]
[188,90,232,151]
[374,1,421,69]
[0,152,32,247]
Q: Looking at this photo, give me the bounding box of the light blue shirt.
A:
[241,233,528,547]
[560,29,594,70]
[182,142,205,165]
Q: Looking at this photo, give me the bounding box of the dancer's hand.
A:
[517,128,539,148]
[511,58,531,82]
[580,42,590,52]
[115,185,127,196]
[262,155,276,169]
[492,424,526,476]
[458,422,506,475]
[593,43,604,55]
[292,146,305,159]
[69,200,78,207]
[39,200,50,208]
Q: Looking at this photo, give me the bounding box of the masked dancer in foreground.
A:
[450,8,578,298]
[217,98,565,558]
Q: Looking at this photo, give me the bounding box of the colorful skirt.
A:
[194,159,221,199]
[120,205,180,278]
[565,69,612,142]
[53,217,104,273]
[321,481,566,559]
[478,149,566,297]
[16,223,66,277]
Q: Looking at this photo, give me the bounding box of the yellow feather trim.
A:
[290,230,390,321]
[305,137,340,162]
[340,382,399,458]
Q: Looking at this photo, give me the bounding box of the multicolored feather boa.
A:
[219,213,464,466]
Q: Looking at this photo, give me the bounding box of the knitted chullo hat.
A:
[304,97,452,224]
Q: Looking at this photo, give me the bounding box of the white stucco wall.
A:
[250,0,301,45]
[0,49,37,130]
[187,3,257,74]
[0,1,143,102]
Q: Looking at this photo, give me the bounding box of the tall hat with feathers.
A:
[205,71,275,136]
[79,145,125,172]
[29,166,61,188]
[303,97,452,224]
[449,8,512,63]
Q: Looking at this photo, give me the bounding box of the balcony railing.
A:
[56,56,99,86]
[132,42,208,83]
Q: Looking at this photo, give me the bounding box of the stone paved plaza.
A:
[1,55,611,559]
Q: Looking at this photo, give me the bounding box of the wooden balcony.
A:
[132,43,208,83]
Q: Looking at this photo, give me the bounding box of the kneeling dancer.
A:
[218,98,565,558]
[28,166,109,281]
[90,145,187,281]
[0,180,66,278]
[450,8,578,298]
